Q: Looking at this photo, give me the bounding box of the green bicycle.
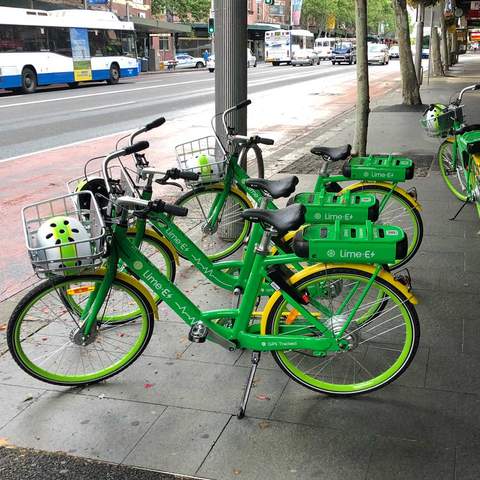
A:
[172,100,423,269]
[9,142,420,418]
[424,84,480,217]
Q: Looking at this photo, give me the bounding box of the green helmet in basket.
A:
[421,103,450,137]
[36,216,92,271]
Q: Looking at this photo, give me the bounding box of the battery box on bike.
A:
[292,221,408,265]
[342,155,414,182]
[289,190,379,224]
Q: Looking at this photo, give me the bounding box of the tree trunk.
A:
[414,3,425,86]
[440,2,449,71]
[431,27,443,76]
[451,30,458,65]
[353,0,369,156]
[392,0,422,105]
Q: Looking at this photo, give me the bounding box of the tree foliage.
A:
[151,0,210,22]
[302,0,395,35]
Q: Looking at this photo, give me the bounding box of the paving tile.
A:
[0,384,45,429]
[142,321,191,359]
[124,406,230,476]
[407,251,464,271]
[181,340,243,366]
[0,352,74,392]
[79,356,289,417]
[366,436,455,480]
[198,417,374,480]
[426,351,480,396]
[271,383,459,447]
[455,446,480,480]
[0,391,165,463]
[454,393,480,447]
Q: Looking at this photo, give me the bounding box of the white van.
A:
[314,37,338,60]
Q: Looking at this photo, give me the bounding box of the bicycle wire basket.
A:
[22,191,107,278]
[421,105,464,138]
[175,136,226,185]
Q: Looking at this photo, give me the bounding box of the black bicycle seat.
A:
[310,144,352,162]
[241,203,305,234]
[245,176,299,199]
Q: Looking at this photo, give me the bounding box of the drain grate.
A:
[279,153,434,177]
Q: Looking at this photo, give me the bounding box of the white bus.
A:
[265,29,315,66]
[0,7,139,93]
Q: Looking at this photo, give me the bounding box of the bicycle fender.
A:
[341,182,422,211]
[260,263,417,335]
[128,227,180,265]
[96,268,159,320]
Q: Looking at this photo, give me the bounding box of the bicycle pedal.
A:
[188,321,208,343]
[394,269,412,291]
[406,187,418,201]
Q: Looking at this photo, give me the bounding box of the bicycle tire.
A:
[8,274,155,386]
[173,184,253,261]
[264,266,419,396]
[344,184,423,270]
[438,139,468,201]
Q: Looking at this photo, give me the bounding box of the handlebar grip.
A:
[124,141,149,156]
[151,199,188,217]
[474,84,480,91]
[145,117,166,131]
[257,136,274,146]
[236,99,252,110]
[179,171,200,181]
[163,203,188,217]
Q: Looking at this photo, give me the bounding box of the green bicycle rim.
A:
[266,268,418,395]
[347,185,422,270]
[438,140,468,201]
[174,186,252,261]
[8,276,154,385]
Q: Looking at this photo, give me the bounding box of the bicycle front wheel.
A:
[345,184,423,270]
[173,184,252,261]
[8,274,154,386]
[264,266,419,395]
[438,139,468,201]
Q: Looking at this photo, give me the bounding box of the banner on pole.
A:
[291,0,304,26]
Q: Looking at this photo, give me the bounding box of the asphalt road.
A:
[0,62,364,160]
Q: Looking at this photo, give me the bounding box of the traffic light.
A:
[208,17,215,35]
[265,0,275,5]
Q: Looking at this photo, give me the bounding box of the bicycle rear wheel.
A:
[264,266,419,395]
[173,184,252,261]
[438,139,468,201]
[345,184,423,270]
[8,274,154,386]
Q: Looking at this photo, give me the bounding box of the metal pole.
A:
[84,0,88,9]
[214,0,248,141]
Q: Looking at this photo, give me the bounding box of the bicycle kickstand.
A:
[450,200,470,221]
[237,351,261,419]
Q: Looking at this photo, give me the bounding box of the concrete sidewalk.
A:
[2,55,480,479]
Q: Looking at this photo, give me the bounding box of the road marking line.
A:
[0,78,214,109]
[80,101,136,112]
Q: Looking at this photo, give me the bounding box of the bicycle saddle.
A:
[310,144,352,161]
[453,124,480,136]
[241,203,305,234]
[245,176,299,199]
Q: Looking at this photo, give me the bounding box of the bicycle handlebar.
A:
[145,117,166,132]
[456,84,480,104]
[115,196,188,217]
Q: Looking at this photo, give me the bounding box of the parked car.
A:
[367,43,390,65]
[175,53,205,69]
[292,49,319,66]
[207,49,257,73]
[331,42,356,65]
[389,45,400,59]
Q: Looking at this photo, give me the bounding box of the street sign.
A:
[88,0,109,4]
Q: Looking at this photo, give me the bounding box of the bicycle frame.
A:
[79,217,383,353]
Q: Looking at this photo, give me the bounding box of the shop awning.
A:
[128,17,191,35]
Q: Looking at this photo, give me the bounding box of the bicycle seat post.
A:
[319,157,331,177]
